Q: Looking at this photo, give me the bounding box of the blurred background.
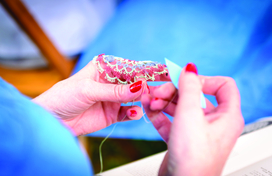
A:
[1,0,272,174]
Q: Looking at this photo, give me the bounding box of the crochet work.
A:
[94,54,168,84]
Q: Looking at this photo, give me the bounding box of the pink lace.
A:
[94,54,168,84]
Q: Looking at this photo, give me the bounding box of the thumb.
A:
[91,80,144,103]
[175,63,204,124]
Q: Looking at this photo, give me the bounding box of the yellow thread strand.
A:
[98,117,125,174]
[141,88,178,124]
[98,100,135,174]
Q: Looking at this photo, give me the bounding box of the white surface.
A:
[222,124,272,175]
[226,156,272,176]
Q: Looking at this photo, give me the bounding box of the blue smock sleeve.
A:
[0,78,93,176]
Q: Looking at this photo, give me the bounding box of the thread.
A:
[98,101,134,174]
[141,90,178,124]
[98,114,128,174]
[162,90,178,113]
[141,103,151,123]
[97,85,177,175]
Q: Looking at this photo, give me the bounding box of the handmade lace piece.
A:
[94,54,168,84]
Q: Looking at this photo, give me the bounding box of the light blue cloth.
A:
[0,78,93,176]
[165,58,206,108]
[74,0,272,140]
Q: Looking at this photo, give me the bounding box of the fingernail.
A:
[130,110,137,117]
[185,63,198,74]
[150,97,159,104]
[130,81,142,93]
[147,85,150,94]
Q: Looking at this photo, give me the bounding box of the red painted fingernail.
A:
[130,110,137,117]
[130,81,142,93]
[185,63,198,74]
[147,85,150,93]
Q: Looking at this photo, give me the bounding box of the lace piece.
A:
[94,54,168,84]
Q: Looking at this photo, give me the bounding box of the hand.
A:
[33,59,169,136]
[142,65,244,176]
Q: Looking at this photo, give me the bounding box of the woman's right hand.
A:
[142,65,244,176]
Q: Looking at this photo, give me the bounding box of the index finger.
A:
[199,76,241,111]
[199,76,243,126]
[200,76,244,141]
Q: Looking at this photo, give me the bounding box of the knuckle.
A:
[160,82,176,95]
[219,76,237,86]
[113,85,126,103]
[225,77,236,85]
[216,76,239,94]
[224,77,240,95]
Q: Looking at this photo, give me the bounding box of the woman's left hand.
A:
[33,60,169,136]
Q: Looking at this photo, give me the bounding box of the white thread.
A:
[141,103,151,123]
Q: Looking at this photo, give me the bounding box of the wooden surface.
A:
[0,0,78,97]
[0,0,74,78]
[0,65,63,97]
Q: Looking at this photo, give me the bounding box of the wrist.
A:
[32,80,67,116]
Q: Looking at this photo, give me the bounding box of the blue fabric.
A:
[0,78,93,176]
[74,0,272,140]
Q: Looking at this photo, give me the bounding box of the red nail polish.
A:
[185,63,198,74]
[130,110,137,117]
[130,81,142,93]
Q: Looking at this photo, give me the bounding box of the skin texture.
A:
[141,70,244,176]
[32,60,170,136]
[33,58,244,175]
